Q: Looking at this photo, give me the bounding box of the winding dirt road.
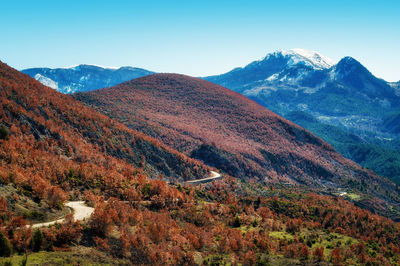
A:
[32,171,221,228]
[186,171,222,184]
[32,201,94,228]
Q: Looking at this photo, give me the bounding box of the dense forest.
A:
[0,62,400,265]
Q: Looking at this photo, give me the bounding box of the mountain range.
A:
[22,64,154,93]
[205,49,399,124]
[22,50,400,185]
[19,50,400,189]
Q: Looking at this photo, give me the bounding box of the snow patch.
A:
[79,74,91,81]
[297,103,308,111]
[34,74,58,90]
[266,73,279,81]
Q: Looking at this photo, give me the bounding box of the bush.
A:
[0,231,12,257]
[23,210,45,221]
[313,246,324,261]
[233,215,241,227]
[141,183,152,197]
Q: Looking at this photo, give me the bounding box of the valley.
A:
[2,1,400,264]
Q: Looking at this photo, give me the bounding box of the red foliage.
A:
[46,186,68,208]
[55,214,82,245]
[313,246,324,261]
[299,244,310,260]
[243,250,256,266]
[94,236,109,251]
[89,203,113,236]
[0,197,6,214]
[9,227,31,252]
[331,247,343,265]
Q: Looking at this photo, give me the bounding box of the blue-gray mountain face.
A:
[205,49,400,184]
[205,49,400,136]
[22,65,154,94]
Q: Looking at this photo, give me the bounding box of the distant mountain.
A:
[204,49,400,183]
[22,64,154,93]
[205,49,399,119]
[206,49,334,90]
[74,73,400,219]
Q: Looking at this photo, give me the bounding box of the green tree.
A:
[0,231,12,257]
[31,229,43,252]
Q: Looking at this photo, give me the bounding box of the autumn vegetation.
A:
[0,61,400,265]
[74,73,400,220]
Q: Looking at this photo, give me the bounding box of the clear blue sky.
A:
[1,0,399,81]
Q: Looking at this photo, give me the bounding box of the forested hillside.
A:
[74,73,400,220]
[0,62,400,265]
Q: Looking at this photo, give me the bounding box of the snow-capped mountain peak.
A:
[289,48,335,68]
[252,49,336,84]
[279,48,335,69]
[259,48,335,70]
